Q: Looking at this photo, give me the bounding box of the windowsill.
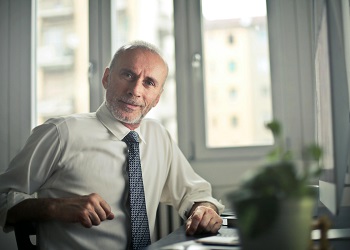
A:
[190,158,266,186]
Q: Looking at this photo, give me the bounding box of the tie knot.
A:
[122,131,139,144]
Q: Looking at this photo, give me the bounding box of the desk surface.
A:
[147,226,240,250]
[147,226,239,250]
[148,205,350,249]
[148,225,350,250]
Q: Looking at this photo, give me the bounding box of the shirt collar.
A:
[96,102,146,144]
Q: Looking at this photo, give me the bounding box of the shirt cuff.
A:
[0,191,36,232]
[179,196,225,219]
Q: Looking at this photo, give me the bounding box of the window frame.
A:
[174,0,316,179]
[1,0,316,186]
[88,0,111,111]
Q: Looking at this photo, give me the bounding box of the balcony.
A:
[37,46,74,70]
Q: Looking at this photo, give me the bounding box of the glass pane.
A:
[110,0,177,141]
[202,0,273,148]
[35,0,89,125]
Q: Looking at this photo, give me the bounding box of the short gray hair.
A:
[108,40,168,72]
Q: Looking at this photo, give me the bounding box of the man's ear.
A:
[102,68,110,89]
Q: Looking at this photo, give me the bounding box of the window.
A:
[1,0,315,187]
[228,34,235,45]
[231,116,238,127]
[228,61,236,73]
[26,0,315,167]
[35,0,89,125]
[229,88,238,101]
[174,0,275,163]
[202,0,273,148]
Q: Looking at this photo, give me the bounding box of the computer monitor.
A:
[314,0,350,216]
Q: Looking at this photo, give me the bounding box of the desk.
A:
[147,226,239,250]
[148,225,350,250]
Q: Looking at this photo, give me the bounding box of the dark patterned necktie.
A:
[123,131,151,249]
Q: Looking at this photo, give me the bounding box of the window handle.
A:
[192,53,202,68]
[88,61,96,89]
[88,61,95,79]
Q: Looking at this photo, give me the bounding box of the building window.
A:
[231,116,238,127]
[228,34,235,44]
[229,88,238,101]
[228,61,236,72]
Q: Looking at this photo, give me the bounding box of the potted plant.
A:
[227,120,323,250]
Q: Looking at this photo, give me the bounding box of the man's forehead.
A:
[120,48,158,61]
[117,49,167,72]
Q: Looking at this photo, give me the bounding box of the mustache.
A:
[118,96,144,107]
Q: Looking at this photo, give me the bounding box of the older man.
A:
[0,41,224,249]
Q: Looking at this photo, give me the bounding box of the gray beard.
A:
[105,101,143,125]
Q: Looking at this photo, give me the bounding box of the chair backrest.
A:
[14,222,36,250]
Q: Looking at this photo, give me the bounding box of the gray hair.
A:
[108,40,168,72]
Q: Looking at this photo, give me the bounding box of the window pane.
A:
[202,0,273,148]
[35,0,89,125]
[110,0,177,141]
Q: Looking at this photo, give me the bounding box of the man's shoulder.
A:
[141,117,162,125]
[44,112,97,127]
[141,118,167,131]
[35,112,99,137]
[140,118,172,138]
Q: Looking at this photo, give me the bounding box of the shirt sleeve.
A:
[0,122,61,231]
[160,132,225,219]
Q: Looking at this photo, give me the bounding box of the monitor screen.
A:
[315,0,350,215]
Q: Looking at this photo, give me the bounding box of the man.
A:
[0,41,224,249]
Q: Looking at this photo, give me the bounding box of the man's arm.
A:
[185,202,223,236]
[6,193,114,228]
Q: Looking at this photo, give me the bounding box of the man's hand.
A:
[51,193,115,228]
[7,193,115,228]
[185,202,223,236]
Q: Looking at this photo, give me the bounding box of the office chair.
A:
[14,222,36,250]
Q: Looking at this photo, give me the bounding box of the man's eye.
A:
[145,80,155,86]
[122,72,133,79]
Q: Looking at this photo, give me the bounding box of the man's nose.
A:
[128,79,143,97]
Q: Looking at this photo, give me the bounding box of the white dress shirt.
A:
[0,103,224,249]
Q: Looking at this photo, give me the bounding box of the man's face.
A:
[102,48,168,129]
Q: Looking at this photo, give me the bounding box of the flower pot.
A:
[231,196,315,250]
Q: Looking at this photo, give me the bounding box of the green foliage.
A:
[238,120,323,199]
[228,120,323,239]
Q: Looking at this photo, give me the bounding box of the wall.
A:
[0,0,32,248]
[0,0,33,172]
